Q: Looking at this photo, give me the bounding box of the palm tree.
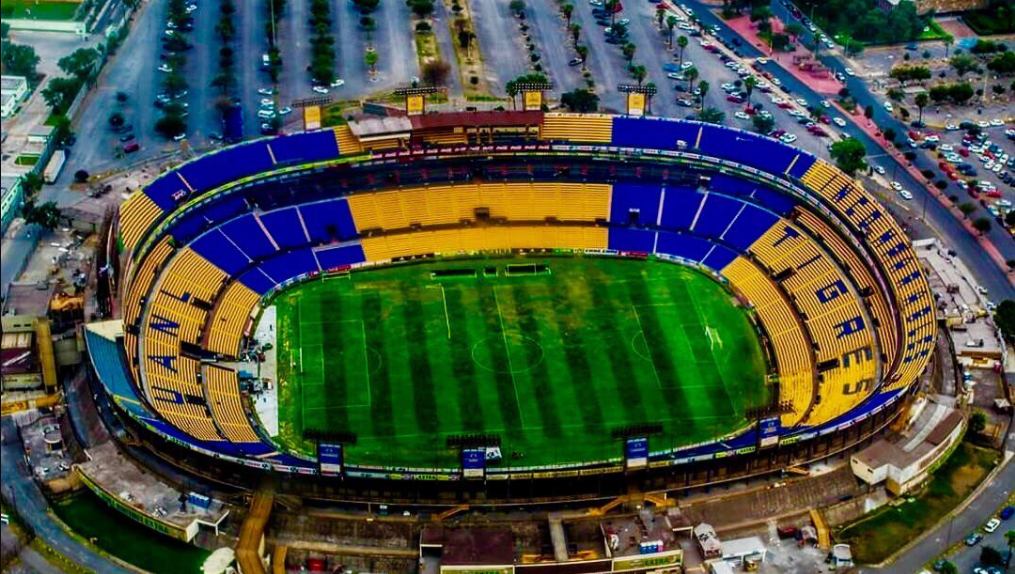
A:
[914,92,929,124]
[666,16,677,48]
[655,5,665,29]
[685,66,699,97]
[698,80,709,111]
[575,44,589,71]
[364,49,378,76]
[676,35,688,66]
[622,42,637,67]
[631,64,646,86]
[570,23,581,46]
[561,3,573,27]
[743,75,756,110]
[605,0,618,24]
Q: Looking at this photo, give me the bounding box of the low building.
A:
[1,315,57,393]
[1,174,24,235]
[720,536,766,568]
[0,75,29,118]
[851,397,965,495]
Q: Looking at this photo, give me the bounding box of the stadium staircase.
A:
[434,504,469,521]
[333,126,363,154]
[236,489,274,574]
[271,545,286,574]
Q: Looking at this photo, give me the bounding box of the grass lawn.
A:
[272,255,771,470]
[52,490,210,574]
[14,155,39,166]
[919,20,951,42]
[834,440,1000,564]
[0,0,81,21]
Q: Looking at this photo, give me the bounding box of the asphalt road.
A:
[684,0,1015,300]
[0,418,133,574]
[471,0,530,96]
[523,0,584,97]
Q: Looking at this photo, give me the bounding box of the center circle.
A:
[471,333,545,374]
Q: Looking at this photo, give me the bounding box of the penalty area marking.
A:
[300,318,373,412]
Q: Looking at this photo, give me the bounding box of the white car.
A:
[158,64,173,73]
[899,190,913,200]
[989,119,1004,127]
[771,78,782,86]
[890,181,903,191]
[939,144,954,152]
[330,78,346,88]
[756,57,769,65]
[278,106,293,115]
[821,100,831,108]
[844,67,855,76]
[260,98,274,107]
[992,163,1003,173]
[257,109,276,119]
[681,61,694,70]
[883,101,894,112]
[977,120,990,128]
[312,86,330,94]
[874,165,886,175]
[984,518,1001,533]
[172,132,186,141]
[945,123,959,131]
[796,98,808,107]
[257,88,276,96]
[833,117,846,128]
[734,111,750,120]
[780,133,797,143]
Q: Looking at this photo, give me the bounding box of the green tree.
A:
[666,16,677,48]
[364,49,378,74]
[41,77,81,114]
[1,43,40,79]
[685,66,699,96]
[830,137,867,176]
[938,561,957,574]
[155,114,187,139]
[973,217,992,235]
[21,172,43,197]
[676,35,688,65]
[561,3,574,26]
[752,113,774,134]
[622,42,637,65]
[950,54,979,76]
[570,23,581,46]
[743,75,756,109]
[630,64,646,85]
[409,0,434,17]
[108,112,125,128]
[958,202,977,219]
[697,80,709,111]
[58,47,100,82]
[560,88,599,112]
[698,107,725,124]
[979,546,1003,567]
[864,104,874,120]
[968,410,987,435]
[421,59,451,86]
[987,51,1015,75]
[575,44,589,70]
[509,0,525,15]
[1,21,10,41]
[22,200,62,230]
[914,92,929,123]
[995,300,1015,346]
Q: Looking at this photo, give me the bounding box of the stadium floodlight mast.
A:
[394,85,441,115]
[617,84,658,117]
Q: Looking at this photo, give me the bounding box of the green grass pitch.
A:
[272,255,771,470]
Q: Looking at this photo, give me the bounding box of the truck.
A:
[223,105,243,143]
[43,149,66,184]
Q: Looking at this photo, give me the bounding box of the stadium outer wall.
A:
[91,111,936,504]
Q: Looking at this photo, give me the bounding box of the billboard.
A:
[625,437,649,470]
[303,105,322,130]
[407,94,425,115]
[462,448,486,479]
[627,92,646,116]
[318,443,343,476]
[758,417,780,448]
[523,90,543,111]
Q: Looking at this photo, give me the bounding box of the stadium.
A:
[86,110,936,503]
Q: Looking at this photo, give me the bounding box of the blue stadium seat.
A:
[269,130,340,165]
[179,143,274,195]
[170,195,250,244]
[610,183,663,225]
[300,199,358,244]
[721,204,779,251]
[659,188,704,230]
[260,208,309,249]
[84,330,153,419]
[257,248,320,285]
[655,231,713,263]
[144,172,190,211]
[702,243,738,271]
[698,126,798,175]
[608,227,656,253]
[692,194,742,239]
[238,268,276,295]
[220,215,278,260]
[708,174,796,216]
[788,151,817,179]
[192,229,251,275]
[611,117,702,150]
[315,244,366,270]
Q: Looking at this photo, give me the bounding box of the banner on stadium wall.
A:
[758,417,780,448]
[523,90,542,111]
[406,94,425,115]
[318,443,343,476]
[627,92,646,117]
[462,449,486,479]
[625,437,649,470]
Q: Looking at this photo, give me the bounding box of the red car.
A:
[123,141,140,153]
[959,148,970,157]
[726,95,744,103]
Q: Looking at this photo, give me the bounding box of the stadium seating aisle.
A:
[204,365,262,444]
[207,281,262,357]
